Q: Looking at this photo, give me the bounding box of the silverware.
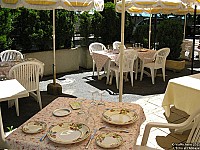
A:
[40,132,48,141]
[103,127,129,133]
[85,126,106,149]
[39,125,54,142]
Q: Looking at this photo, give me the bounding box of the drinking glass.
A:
[77,111,88,125]
[22,54,26,61]
[141,44,143,49]
[107,45,110,50]
[135,43,138,49]
[77,98,86,114]
[98,90,105,105]
[89,90,98,105]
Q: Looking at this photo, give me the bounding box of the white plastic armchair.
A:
[109,50,138,89]
[140,48,170,84]
[89,42,107,76]
[113,41,126,50]
[0,50,23,62]
[133,109,200,149]
[9,61,44,116]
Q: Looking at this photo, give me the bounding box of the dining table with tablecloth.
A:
[91,48,156,82]
[6,97,146,149]
[0,58,44,79]
[162,73,200,118]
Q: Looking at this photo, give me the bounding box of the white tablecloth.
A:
[162,73,200,117]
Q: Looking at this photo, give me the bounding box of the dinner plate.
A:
[22,121,47,134]
[102,108,138,125]
[96,132,123,148]
[0,63,9,67]
[52,108,71,117]
[47,122,90,144]
[139,49,148,52]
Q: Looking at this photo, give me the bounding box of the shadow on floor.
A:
[1,91,76,132]
[84,68,198,96]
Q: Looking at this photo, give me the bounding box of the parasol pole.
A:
[119,0,125,102]
[183,14,187,40]
[53,9,56,85]
[191,5,197,75]
[149,8,152,49]
[47,9,62,95]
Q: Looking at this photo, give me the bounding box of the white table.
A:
[0,79,28,149]
[162,73,200,118]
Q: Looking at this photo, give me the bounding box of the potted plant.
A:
[157,19,185,72]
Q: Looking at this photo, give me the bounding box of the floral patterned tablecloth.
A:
[6,97,146,150]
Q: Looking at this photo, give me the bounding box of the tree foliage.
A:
[157,20,183,60]
[79,12,92,46]
[91,11,103,41]
[99,2,119,45]
[0,8,13,51]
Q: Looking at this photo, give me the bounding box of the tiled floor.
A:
[134,94,190,149]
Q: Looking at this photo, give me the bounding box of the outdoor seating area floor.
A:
[1,60,200,149]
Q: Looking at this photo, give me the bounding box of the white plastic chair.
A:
[140,48,170,84]
[180,40,193,60]
[89,42,107,76]
[0,50,23,62]
[109,50,138,89]
[9,61,44,116]
[113,41,126,50]
[133,110,200,149]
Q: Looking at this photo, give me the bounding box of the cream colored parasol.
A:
[0,0,104,86]
[115,0,183,102]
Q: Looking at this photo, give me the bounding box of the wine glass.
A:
[89,90,98,105]
[98,90,105,105]
[77,98,86,114]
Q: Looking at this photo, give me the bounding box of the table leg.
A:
[138,59,151,77]
[0,106,10,149]
[106,60,111,84]
[135,59,138,80]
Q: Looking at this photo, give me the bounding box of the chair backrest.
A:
[113,41,126,50]
[154,48,170,69]
[89,42,106,54]
[115,50,138,71]
[9,61,44,92]
[0,50,23,62]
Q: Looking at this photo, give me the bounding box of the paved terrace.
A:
[1,59,200,149]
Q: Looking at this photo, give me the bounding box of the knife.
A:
[85,128,97,149]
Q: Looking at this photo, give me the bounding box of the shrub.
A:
[79,12,92,46]
[157,20,183,60]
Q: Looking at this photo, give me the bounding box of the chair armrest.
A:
[143,57,155,64]
[141,111,200,146]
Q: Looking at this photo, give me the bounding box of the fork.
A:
[85,126,106,149]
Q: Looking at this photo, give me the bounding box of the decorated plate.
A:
[22,121,47,134]
[96,132,123,148]
[0,63,9,67]
[47,122,90,144]
[53,108,71,117]
[102,108,138,125]
[139,49,148,52]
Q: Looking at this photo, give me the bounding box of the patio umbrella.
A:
[132,0,183,49]
[172,5,200,40]
[0,0,104,87]
[116,0,183,102]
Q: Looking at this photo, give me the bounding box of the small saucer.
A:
[53,108,71,117]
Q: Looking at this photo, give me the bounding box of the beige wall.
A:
[25,48,80,76]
